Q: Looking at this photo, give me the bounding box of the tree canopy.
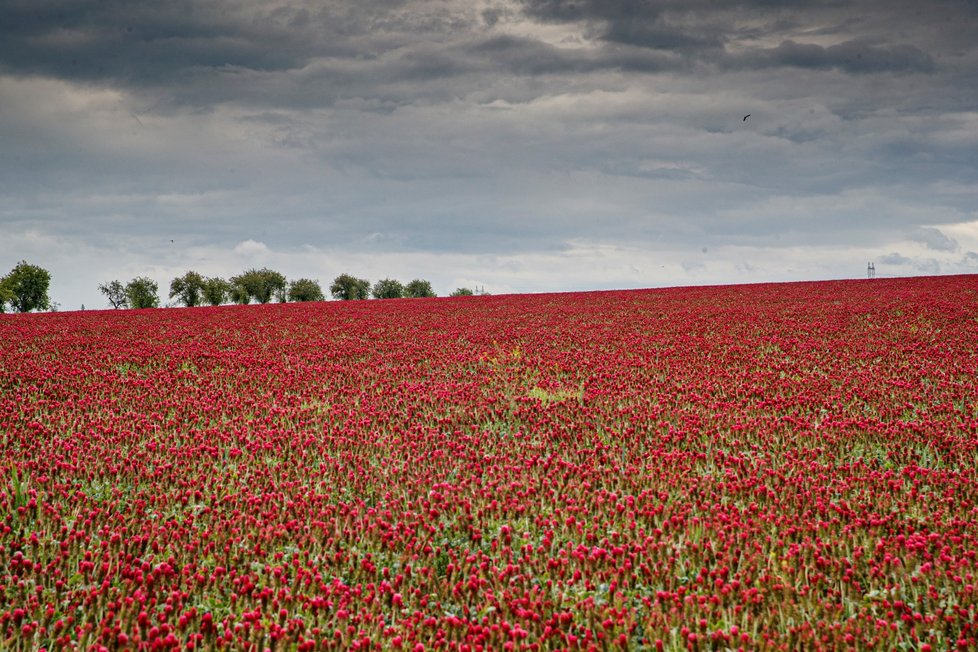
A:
[450,287,474,297]
[169,271,206,307]
[330,274,370,300]
[125,277,160,309]
[1,261,51,313]
[372,278,404,299]
[231,268,287,304]
[404,279,436,298]
[202,277,231,306]
[288,278,325,302]
[0,277,14,313]
[99,280,129,309]
[230,282,250,305]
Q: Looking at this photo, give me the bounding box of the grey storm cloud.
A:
[877,252,944,276]
[736,40,935,74]
[0,2,430,82]
[518,0,970,69]
[879,252,914,265]
[0,0,691,111]
[1,0,973,105]
[908,226,958,252]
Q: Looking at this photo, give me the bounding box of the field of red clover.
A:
[2,275,977,651]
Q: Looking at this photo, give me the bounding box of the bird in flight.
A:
[743,114,751,122]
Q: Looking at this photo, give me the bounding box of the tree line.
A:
[100,269,471,308]
[1,261,482,313]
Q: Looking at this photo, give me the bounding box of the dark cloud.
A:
[877,253,943,275]
[482,8,505,28]
[879,252,914,265]
[0,1,423,87]
[1,3,296,82]
[602,20,722,52]
[908,226,958,252]
[518,0,974,72]
[465,34,679,75]
[0,1,692,116]
[737,39,935,74]
[1,0,972,114]
[519,0,723,54]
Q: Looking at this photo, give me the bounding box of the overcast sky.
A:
[2,0,977,309]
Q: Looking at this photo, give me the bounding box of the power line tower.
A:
[867,262,876,279]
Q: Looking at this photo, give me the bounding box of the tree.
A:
[0,277,13,313]
[125,277,160,309]
[231,268,287,304]
[0,276,13,312]
[202,277,231,306]
[99,280,129,309]
[330,274,370,300]
[230,282,250,305]
[372,278,404,299]
[2,261,51,313]
[288,278,325,302]
[450,287,474,297]
[404,279,436,298]
[169,271,206,307]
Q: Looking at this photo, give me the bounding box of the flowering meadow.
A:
[2,275,978,651]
